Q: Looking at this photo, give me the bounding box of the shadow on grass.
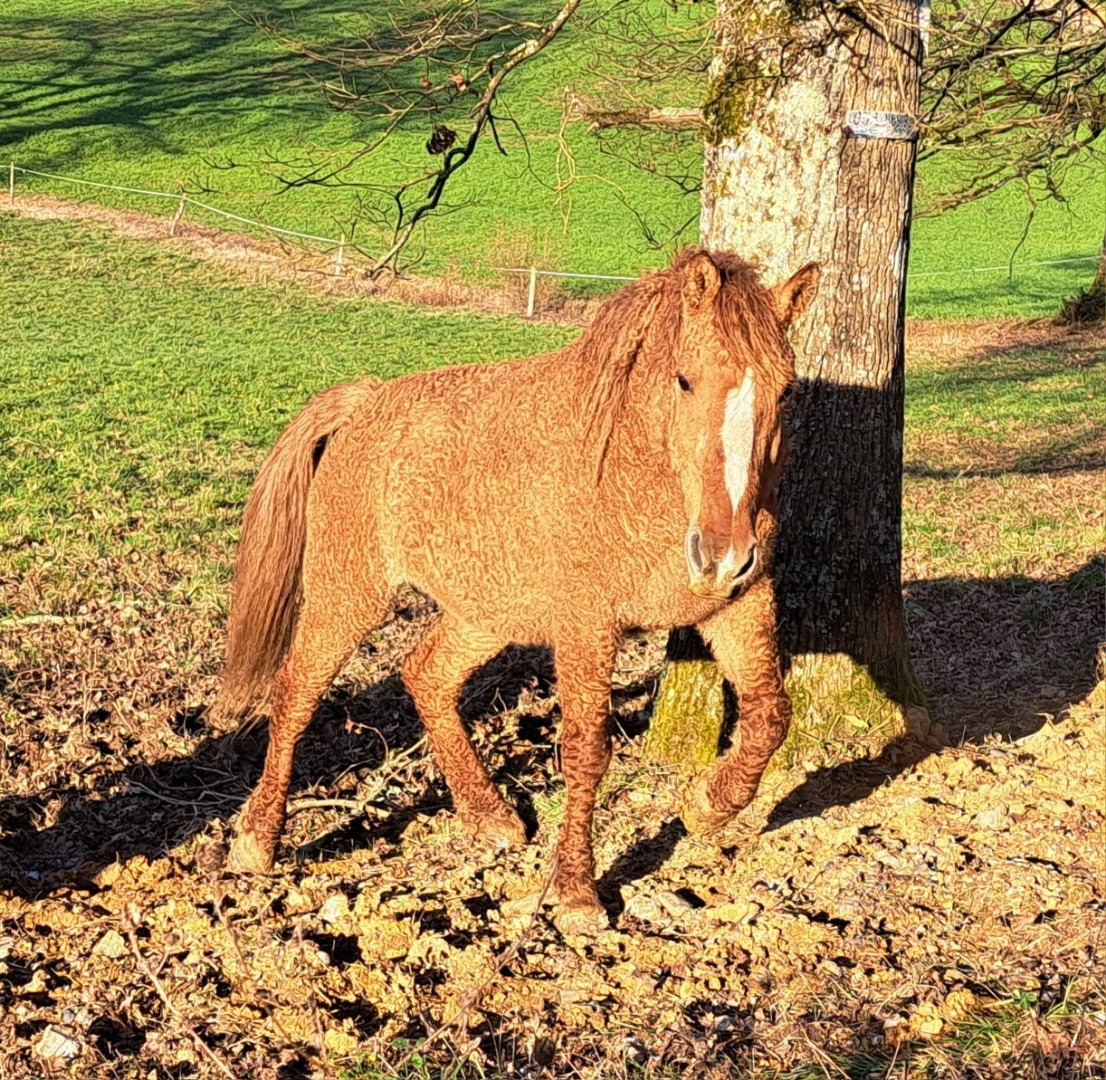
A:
[0,0,542,164]
[903,322,1104,478]
[906,250,1099,321]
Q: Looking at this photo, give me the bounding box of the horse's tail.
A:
[211,377,380,725]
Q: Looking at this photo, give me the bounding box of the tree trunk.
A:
[1057,224,1106,326]
[649,0,945,777]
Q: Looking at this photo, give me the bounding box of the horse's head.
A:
[667,251,820,599]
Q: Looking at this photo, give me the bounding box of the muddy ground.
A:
[2,552,1103,1078]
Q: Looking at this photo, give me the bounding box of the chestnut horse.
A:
[213,249,819,934]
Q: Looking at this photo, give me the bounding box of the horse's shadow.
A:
[0,644,562,897]
[0,559,1099,898]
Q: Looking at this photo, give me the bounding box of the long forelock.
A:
[574,249,791,481]
[691,250,794,383]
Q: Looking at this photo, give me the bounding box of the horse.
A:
[212,248,819,935]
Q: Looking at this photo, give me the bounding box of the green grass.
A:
[0,214,573,606]
[902,325,1103,578]
[2,213,1100,603]
[1,0,1101,318]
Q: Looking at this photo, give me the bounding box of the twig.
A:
[286,797,366,815]
[122,909,238,1079]
[211,887,257,996]
[126,780,238,807]
[288,735,430,817]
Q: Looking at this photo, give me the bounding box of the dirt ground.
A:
[1,581,1103,1079]
[1,199,1104,1078]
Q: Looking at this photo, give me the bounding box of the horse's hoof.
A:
[464,806,527,851]
[553,901,609,938]
[227,831,276,874]
[680,773,735,837]
[484,811,527,850]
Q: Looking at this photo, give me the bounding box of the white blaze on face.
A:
[722,369,756,513]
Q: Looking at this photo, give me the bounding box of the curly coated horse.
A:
[212,248,819,934]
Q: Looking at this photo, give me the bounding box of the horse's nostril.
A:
[734,545,757,581]
[685,526,705,576]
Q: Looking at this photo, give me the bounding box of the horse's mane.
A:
[575,248,789,480]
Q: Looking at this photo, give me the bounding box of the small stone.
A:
[92,929,129,959]
[709,900,762,924]
[318,893,351,926]
[35,1025,82,1062]
[655,890,695,917]
[623,892,668,924]
[972,806,1009,831]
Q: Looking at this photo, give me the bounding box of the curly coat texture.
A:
[214,248,819,932]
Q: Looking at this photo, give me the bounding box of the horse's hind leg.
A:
[229,560,390,873]
[402,615,526,849]
[682,576,791,835]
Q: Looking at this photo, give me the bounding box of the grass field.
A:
[1,215,1103,1077]
[0,214,574,583]
[1,0,1102,318]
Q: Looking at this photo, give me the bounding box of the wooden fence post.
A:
[333,233,346,277]
[169,190,187,237]
[526,266,537,317]
[8,163,14,206]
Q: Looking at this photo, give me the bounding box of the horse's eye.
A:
[677,373,694,394]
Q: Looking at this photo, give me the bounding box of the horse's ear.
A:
[771,263,821,329]
[682,252,721,314]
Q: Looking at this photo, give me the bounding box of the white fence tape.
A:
[7,163,1100,289]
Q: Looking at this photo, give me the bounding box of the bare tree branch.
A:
[241,0,583,273]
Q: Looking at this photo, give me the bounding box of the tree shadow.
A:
[0,1,341,158]
[765,555,1102,833]
[0,0,545,167]
[907,247,1100,319]
[903,323,1104,477]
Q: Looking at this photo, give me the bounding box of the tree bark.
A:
[1058,224,1106,326]
[649,0,945,777]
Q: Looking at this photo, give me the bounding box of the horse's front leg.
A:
[682,574,792,835]
[549,631,618,936]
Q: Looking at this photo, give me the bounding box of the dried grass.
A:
[7,195,601,327]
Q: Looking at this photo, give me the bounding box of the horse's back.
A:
[311,352,590,632]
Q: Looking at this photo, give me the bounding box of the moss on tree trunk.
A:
[642,628,728,775]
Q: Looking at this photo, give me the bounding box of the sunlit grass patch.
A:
[0,213,574,604]
[2,0,1100,315]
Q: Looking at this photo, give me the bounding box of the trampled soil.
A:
[1,199,1104,1077]
[1,583,1102,1078]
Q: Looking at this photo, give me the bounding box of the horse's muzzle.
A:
[685,527,758,599]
